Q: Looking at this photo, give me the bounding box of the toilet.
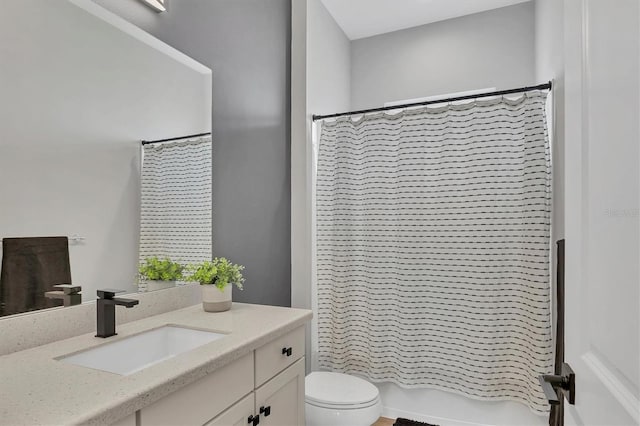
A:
[305,372,383,426]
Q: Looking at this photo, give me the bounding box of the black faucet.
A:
[96,289,139,338]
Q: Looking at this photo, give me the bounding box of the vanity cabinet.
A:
[254,358,305,425]
[205,393,254,426]
[111,413,136,426]
[140,352,254,425]
[207,359,305,426]
[138,326,306,426]
[255,326,305,387]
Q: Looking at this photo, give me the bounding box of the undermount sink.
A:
[58,325,226,375]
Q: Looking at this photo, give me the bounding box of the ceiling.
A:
[320,0,532,40]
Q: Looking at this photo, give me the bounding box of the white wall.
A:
[534,0,565,374]
[306,0,351,117]
[350,1,536,110]
[291,0,351,373]
[535,0,565,243]
[0,0,211,302]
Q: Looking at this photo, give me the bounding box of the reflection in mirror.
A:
[0,237,73,317]
[0,0,212,318]
[137,136,213,293]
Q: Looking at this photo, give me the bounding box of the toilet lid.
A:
[305,372,379,407]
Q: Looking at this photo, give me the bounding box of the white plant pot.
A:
[201,284,232,312]
[146,280,176,292]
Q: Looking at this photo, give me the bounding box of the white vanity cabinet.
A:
[253,358,305,425]
[205,393,254,426]
[138,326,306,426]
[207,359,305,426]
[111,413,136,426]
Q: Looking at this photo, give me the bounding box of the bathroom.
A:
[0,0,638,425]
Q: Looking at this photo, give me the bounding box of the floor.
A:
[373,418,395,426]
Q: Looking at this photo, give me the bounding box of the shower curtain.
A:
[139,137,212,267]
[315,92,553,413]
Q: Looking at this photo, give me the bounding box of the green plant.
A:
[186,257,245,291]
[139,257,184,281]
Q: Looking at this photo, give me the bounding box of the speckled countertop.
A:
[0,303,312,425]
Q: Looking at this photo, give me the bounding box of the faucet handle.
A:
[97,289,126,299]
[53,284,82,295]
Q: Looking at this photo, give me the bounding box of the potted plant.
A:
[138,257,184,292]
[186,257,245,312]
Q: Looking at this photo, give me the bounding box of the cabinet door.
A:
[140,353,254,426]
[110,412,136,426]
[206,393,254,426]
[255,357,305,426]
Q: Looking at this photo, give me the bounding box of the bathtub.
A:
[376,382,547,426]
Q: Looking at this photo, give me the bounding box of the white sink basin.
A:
[59,325,226,375]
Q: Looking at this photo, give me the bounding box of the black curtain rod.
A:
[141,132,211,145]
[312,81,552,122]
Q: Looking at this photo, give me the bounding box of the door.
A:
[255,358,306,426]
[563,0,639,424]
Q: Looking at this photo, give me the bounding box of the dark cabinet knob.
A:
[248,415,260,426]
[281,347,292,357]
[260,405,271,417]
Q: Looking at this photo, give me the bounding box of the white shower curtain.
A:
[315,92,553,413]
[139,137,212,267]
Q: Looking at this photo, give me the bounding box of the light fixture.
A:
[140,0,166,13]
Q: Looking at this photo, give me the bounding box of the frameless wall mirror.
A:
[0,0,212,318]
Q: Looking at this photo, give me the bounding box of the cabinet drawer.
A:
[255,326,305,387]
[141,352,253,426]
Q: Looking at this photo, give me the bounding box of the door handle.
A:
[247,414,260,426]
[538,362,576,405]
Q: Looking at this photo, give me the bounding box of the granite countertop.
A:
[0,303,312,425]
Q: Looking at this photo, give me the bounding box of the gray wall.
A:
[351,2,536,109]
[94,0,292,307]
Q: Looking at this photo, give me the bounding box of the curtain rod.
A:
[312,81,552,122]
[141,132,211,145]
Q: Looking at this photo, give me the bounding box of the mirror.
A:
[0,0,212,317]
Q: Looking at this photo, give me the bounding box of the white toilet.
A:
[305,372,383,426]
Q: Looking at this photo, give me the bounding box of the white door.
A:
[563,0,639,425]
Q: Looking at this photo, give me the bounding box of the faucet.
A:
[45,284,82,307]
[96,289,139,338]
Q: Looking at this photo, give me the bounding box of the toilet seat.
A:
[305,372,380,410]
[306,396,380,410]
